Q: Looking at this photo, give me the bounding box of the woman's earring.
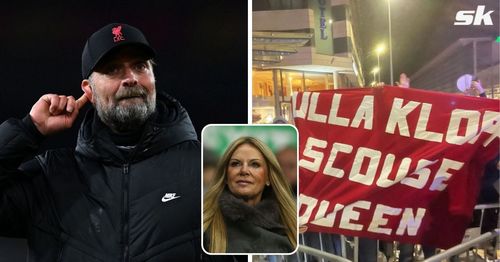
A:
[266,181,270,186]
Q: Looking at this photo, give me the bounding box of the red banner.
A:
[294,86,499,248]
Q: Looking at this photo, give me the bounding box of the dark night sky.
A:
[0,0,248,150]
[352,0,499,85]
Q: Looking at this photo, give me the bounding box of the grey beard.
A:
[94,88,156,133]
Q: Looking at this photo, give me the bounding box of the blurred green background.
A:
[202,125,297,156]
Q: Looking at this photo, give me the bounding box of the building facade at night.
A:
[252,0,365,123]
[411,37,500,98]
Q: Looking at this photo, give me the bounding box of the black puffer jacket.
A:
[0,93,203,261]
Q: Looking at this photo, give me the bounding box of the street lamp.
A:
[371,67,380,85]
[387,0,394,85]
[375,44,385,83]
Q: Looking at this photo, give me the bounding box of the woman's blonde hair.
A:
[203,136,297,253]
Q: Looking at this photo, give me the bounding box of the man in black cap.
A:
[0,23,203,261]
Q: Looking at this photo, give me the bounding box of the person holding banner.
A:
[461,78,498,259]
[457,74,487,97]
[469,80,486,97]
[203,136,297,254]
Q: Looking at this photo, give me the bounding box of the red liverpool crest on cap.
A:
[112,25,125,42]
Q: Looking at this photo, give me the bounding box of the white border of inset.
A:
[200,124,300,256]
[247,0,253,124]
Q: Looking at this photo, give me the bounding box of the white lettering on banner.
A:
[468,111,499,146]
[351,95,374,130]
[294,90,499,244]
[349,148,381,186]
[299,194,318,225]
[384,98,492,145]
[429,158,464,191]
[299,195,427,237]
[300,137,327,172]
[396,208,427,236]
[295,92,311,119]
[300,137,465,190]
[324,142,353,178]
[339,200,371,231]
[308,92,328,123]
[295,93,374,130]
[310,201,344,227]
[401,159,438,189]
[415,103,443,142]
[385,98,420,137]
[295,93,496,145]
[377,155,412,188]
[368,204,402,235]
[328,94,350,127]
[446,109,481,145]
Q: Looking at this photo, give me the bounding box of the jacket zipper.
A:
[57,245,64,262]
[122,163,130,262]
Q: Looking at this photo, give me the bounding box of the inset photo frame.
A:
[202,124,299,255]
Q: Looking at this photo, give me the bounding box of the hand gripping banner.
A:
[293,86,499,248]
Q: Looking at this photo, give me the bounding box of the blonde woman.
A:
[203,137,297,253]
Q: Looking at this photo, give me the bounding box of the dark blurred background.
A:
[351,0,499,85]
[0,1,247,261]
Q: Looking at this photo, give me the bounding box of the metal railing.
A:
[297,245,352,262]
[475,203,499,229]
[424,229,499,262]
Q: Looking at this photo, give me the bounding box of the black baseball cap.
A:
[81,23,156,79]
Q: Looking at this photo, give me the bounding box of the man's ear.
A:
[81,79,94,103]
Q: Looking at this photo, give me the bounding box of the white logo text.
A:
[454,5,494,26]
[161,193,181,203]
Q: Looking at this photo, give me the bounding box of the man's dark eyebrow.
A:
[133,58,150,64]
[93,61,119,72]
[95,57,149,70]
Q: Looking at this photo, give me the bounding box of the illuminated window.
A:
[253,70,274,97]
